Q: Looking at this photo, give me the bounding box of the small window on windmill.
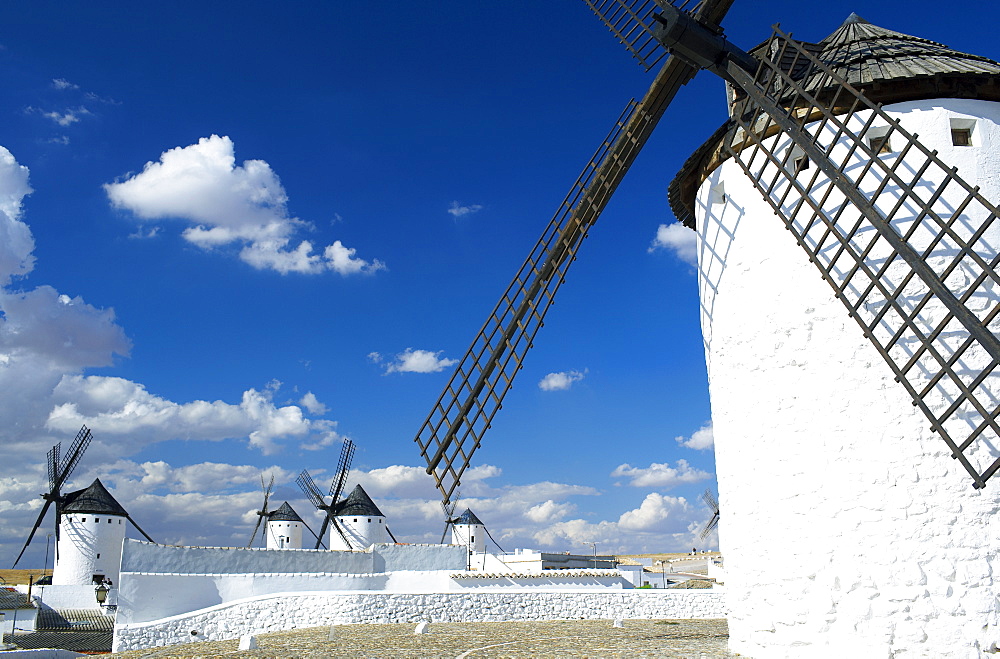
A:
[787,145,809,174]
[950,118,976,146]
[867,126,892,155]
[95,517,100,523]
[81,517,86,522]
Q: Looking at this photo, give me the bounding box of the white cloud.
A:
[649,222,698,265]
[104,135,384,275]
[48,377,339,455]
[610,459,711,489]
[617,493,691,531]
[299,392,328,415]
[383,348,457,374]
[676,422,714,450]
[525,500,575,524]
[538,369,586,391]
[52,79,79,91]
[0,146,35,285]
[447,201,483,218]
[26,106,91,127]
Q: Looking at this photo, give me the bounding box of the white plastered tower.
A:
[673,15,1000,659]
[327,484,388,551]
[265,501,305,550]
[52,479,129,586]
[450,508,485,554]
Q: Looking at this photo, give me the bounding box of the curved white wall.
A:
[697,98,1000,658]
[53,512,127,586]
[329,515,387,550]
[451,523,485,554]
[265,519,303,550]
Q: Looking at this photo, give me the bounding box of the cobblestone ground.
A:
[111,619,741,658]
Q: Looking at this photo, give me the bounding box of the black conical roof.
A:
[668,15,1000,228]
[454,508,484,525]
[61,478,129,516]
[334,484,384,517]
[268,501,303,522]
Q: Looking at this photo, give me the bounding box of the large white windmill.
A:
[407,1,1000,657]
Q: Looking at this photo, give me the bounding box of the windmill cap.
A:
[268,501,304,522]
[455,508,484,525]
[334,484,384,517]
[61,478,129,516]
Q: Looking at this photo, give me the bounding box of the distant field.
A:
[0,569,50,586]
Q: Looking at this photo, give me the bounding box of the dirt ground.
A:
[0,569,50,586]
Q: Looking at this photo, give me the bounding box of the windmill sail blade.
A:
[415,53,708,506]
[315,515,333,550]
[248,515,265,548]
[328,439,355,504]
[46,443,60,492]
[295,470,326,509]
[582,0,670,71]
[711,26,1000,488]
[330,517,351,549]
[55,426,92,489]
[11,499,54,568]
[700,511,720,539]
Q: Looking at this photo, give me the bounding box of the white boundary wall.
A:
[112,589,725,652]
[697,98,1000,658]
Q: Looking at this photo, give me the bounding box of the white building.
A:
[265,502,304,550]
[328,484,389,550]
[450,508,485,553]
[52,479,129,586]
[669,14,1000,659]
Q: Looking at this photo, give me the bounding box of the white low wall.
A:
[112,589,725,652]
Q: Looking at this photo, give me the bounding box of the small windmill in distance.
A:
[699,489,720,541]
[296,438,356,549]
[247,474,275,548]
[439,493,461,544]
[13,425,93,567]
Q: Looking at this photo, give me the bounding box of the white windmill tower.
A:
[264,502,306,550]
[327,484,390,551]
[13,427,154,587]
[402,2,1000,657]
[449,508,486,554]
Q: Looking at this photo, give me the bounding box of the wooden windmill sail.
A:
[12,425,93,567]
[412,0,1000,516]
[295,438,356,549]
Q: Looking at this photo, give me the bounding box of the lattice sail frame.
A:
[718,26,1000,488]
[413,0,737,506]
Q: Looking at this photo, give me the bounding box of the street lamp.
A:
[583,542,597,569]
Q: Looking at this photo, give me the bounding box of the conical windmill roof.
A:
[61,478,129,516]
[667,15,1000,228]
[454,508,484,525]
[334,484,384,517]
[267,501,303,522]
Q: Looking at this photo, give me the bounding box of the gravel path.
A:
[110,619,739,658]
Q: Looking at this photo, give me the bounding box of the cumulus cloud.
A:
[383,348,457,374]
[610,459,711,489]
[0,146,35,285]
[52,78,79,91]
[617,493,691,531]
[299,392,328,415]
[649,222,698,266]
[447,201,483,218]
[676,422,714,450]
[47,377,339,455]
[538,369,586,391]
[104,135,385,275]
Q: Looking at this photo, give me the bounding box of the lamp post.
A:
[583,542,597,569]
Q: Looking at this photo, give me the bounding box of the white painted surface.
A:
[24,584,116,611]
[451,522,485,554]
[112,589,725,652]
[328,515,388,551]
[265,519,302,550]
[0,607,37,634]
[697,98,1000,658]
[52,513,126,586]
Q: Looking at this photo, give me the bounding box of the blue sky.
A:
[2,2,998,566]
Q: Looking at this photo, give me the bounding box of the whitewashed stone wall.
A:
[697,98,1000,658]
[112,590,725,652]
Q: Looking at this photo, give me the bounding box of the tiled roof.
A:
[454,508,484,526]
[667,15,1000,228]
[268,501,304,523]
[0,590,34,610]
[61,478,129,516]
[334,484,384,517]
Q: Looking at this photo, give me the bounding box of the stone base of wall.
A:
[112,590,726,652]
